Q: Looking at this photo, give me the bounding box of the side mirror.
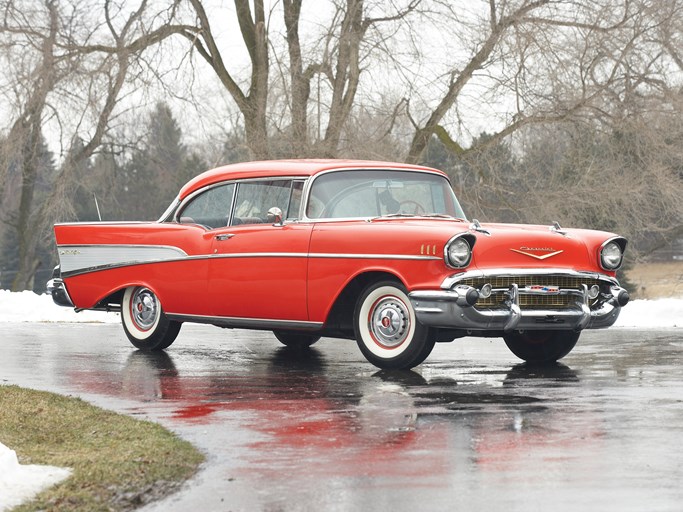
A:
[267,207,283,226]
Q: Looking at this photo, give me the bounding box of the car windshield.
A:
[306,169,466,220]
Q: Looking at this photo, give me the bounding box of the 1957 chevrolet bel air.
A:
[48,159,629,369]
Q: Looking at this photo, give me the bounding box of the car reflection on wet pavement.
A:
[2,323,682,511]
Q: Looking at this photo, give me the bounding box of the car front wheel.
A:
[354,281,435,369]
[121,286,181,351]
[503,330,580,364]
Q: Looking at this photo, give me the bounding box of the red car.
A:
[48,159,629,369]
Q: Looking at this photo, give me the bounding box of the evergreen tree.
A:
[117,103,206,220]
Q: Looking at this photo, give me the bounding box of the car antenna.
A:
[93,194,102,221]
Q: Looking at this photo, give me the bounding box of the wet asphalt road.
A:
[1,322,683,512]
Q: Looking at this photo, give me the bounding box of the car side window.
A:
[178,183,235,229]
[231,180,293,226]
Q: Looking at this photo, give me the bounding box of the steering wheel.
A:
[399,200,426,215]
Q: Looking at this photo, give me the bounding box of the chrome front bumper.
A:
[409,275,629,332]
[47,278,74,308]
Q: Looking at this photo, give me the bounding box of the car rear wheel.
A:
[273,330,321,348]
[503,330,580,364]
[354,280,436,369]
[121,286,181,351]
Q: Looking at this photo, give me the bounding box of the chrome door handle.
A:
[215,233,235,241]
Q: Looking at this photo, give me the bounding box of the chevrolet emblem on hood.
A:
[510,247,564,260]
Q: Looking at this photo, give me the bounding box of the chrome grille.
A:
[457,275,602,309]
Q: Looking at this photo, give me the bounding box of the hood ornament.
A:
[550,221,567,236]
[470,219,491,236]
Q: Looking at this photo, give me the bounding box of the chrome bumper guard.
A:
[409,281,629,332]
[46,278,74,308]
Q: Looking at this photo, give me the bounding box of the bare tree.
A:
[0,0,188,290]
[399,0,662,163]
[175,0,421,158]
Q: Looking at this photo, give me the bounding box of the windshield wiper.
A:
[369,213,466,222]
[368,213,418,222]
[421,213,466,221]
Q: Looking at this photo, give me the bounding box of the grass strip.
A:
[0,385,204,511]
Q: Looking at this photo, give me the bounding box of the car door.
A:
[207,179,312,322]
[169,181,237,316]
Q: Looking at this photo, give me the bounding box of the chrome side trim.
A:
[165,313,323,331]
[309,253,440,261]
[441,268,620,290]
[57,244,188,275]
[210,252,440,261]
[58,247,442,278]
[209,252,308,259]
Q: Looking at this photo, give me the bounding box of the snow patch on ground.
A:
[0,290,119,323]
[614,298,683,328]
[0,442,71,511]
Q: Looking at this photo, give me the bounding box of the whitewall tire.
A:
[121,287,181,351]
[354,281,435,369]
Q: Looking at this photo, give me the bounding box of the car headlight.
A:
[600,241,624,270]
[445,236,472,268]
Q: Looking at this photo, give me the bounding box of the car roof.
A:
[178,159,446,200]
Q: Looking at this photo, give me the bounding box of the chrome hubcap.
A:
[370,296,409,348]
[131,288,158,330]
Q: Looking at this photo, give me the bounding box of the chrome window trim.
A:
[441,268,620,290]
[300,167,463,222]
[287,179,306,220]
[158,197,181,222]
[292,215,469,225]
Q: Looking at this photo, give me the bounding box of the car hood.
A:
[465,222,604,272]
[368,218,616,274]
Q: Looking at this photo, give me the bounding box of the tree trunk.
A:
[11,121,42,292]
[244,107,270,160]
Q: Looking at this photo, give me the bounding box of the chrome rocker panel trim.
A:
[166,313,323,332]
[410,274,628,332]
